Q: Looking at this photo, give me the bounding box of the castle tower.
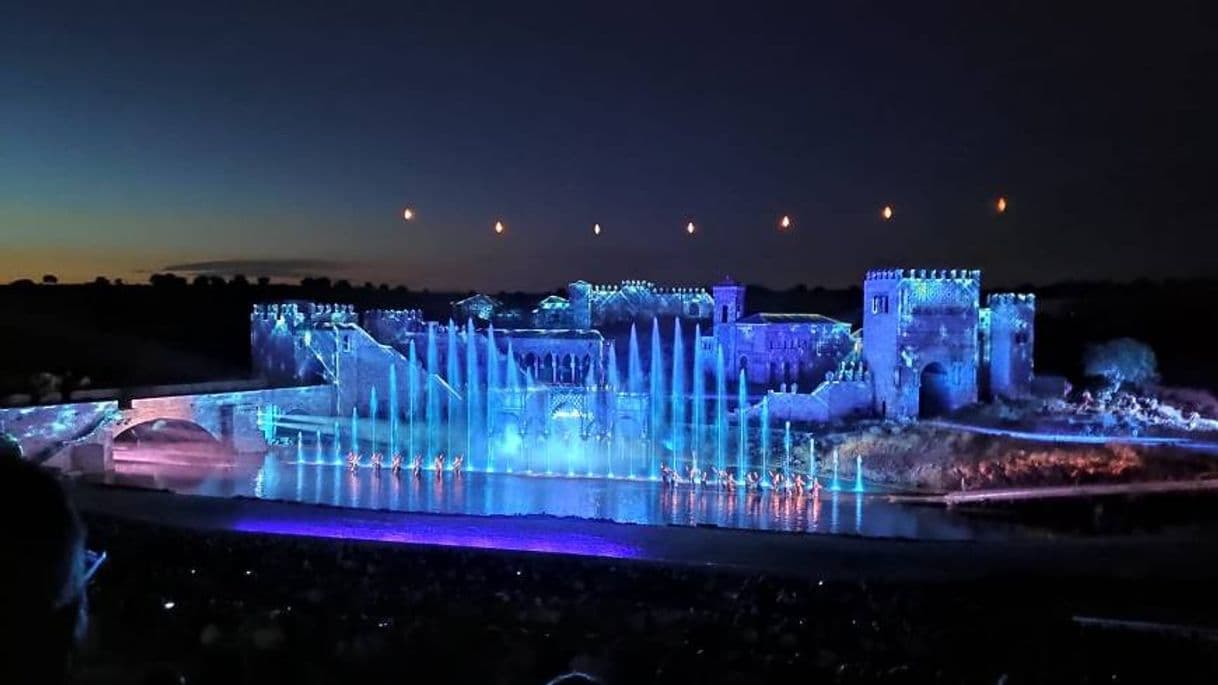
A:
[567,280,593,329]
[985,293,1035,399]
[862,269,981,419]
[711,278,745,334]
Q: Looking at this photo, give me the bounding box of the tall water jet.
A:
[485,325,499,472]
[808,436,816,484]
[332,419,341,462]
[607,344,621,390]
[465,319,480,471]
[830,449,841,492]
[784,421,792,478]
[854,454,864,493]
[670,319,685,469]
[314,430,322,463]
[760,395,770,482]
[350,406,359,455]
[446,320,460,457]
[388,364,399,457]
[691,323,704,458]
[737,368,747,480]
[425,323,439,458]
[506,340,520,393]
[649,317,665,477]
[408,340,418,459]
[369,385,378,453]
[715,344,727,476]
[627,323,644,393]
[296,431,303,463]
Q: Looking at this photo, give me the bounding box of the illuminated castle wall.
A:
[711,277,856,388]
[455,280,714,329]
[862,269,982,419]
[984,293,1035,399]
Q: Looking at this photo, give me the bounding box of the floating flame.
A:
[686,221,696,235]
[593,223,601,235]
[996,196,1007,214]
[402,207,414,221]
[779,215,791,229]
[494,220,505,234]
[882,205,894,221]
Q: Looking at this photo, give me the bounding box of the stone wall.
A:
[986,293,1035,399]
[864,269,981,419]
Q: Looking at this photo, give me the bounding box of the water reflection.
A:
[109,451,1035,541]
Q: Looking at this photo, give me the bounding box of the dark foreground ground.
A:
[67,484,1218,683]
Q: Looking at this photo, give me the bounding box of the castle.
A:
[254,268,1034,430]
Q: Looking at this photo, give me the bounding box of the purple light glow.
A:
[231,516,642,559]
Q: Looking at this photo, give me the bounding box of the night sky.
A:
[3,2,1215,291]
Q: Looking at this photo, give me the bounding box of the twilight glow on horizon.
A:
[2,3,1215,291]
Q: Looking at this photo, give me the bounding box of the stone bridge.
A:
[0,381,334,473]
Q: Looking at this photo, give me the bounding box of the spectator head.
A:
[545,672,602,685]
[0,456,88,683]
[0,432,22,461]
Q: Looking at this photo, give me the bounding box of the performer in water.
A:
[347,452,360,472]
[434,452,446,474]
[769,470,785,492]
[411,454,423,478]
[723,468,737,492]
[744,471,761,490]
[390,453,403,475]
[793,472,807,494]
[451,454,464,475]
[371,452,383,471]
[659,463,676,487]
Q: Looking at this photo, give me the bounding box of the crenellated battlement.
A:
[587,280,709,295]
[251,302,356,325]
[986,292,1036,306]
[865,268,981,282]
[364,308,425,322]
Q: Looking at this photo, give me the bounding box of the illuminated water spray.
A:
[446,321,460,458]
[854,454,864,493]
[670,319,685,469]
[485,325,499,472]
[760,396,770,484]
[408,340,418,460]
[388,364,398,457]
[627,323,643,393]
[830,449,841,492]
[465,319,479,471]
[691,324,705,459]
[808,436,816,484]
[649,317,664,478]
[369,385,378,453]
[737,368,747,481]
[715,343,727,476]
[425,324,439,458]
[350,406,359,456]
[314,430,322,463]
[784,420,792,477]
[296,431,303,463]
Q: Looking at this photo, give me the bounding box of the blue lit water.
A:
[109,448,1033,541]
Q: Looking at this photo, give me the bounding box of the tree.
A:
[91,276,111,287]
[229,274,250,287]
[41,274,58,285]
[256,276,271,287]
[1083,338,1158,391]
